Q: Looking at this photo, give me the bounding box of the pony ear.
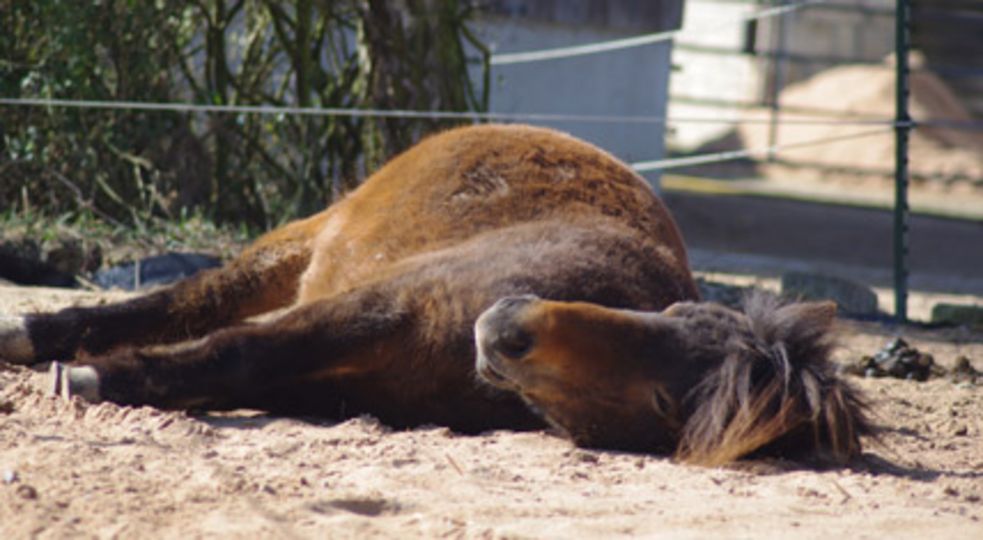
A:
[778,300,837,331]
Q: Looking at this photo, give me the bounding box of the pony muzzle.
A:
[474,295,540,388]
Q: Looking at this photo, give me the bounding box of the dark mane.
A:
[676,292,875,465]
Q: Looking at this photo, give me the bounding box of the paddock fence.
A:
[2,0,981,321]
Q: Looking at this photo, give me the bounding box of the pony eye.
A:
[495,328,534,359]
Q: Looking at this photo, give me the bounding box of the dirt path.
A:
[1,285,981,539]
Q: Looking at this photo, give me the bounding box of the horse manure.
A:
[846,338,937,381]
[846,339,980,383]
[951,356,983,385]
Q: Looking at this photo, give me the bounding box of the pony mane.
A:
[675,292,875,466]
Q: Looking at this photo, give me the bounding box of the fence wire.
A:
[1,0,974,196]
[490,0,830,65]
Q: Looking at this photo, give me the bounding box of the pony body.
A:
[0,124,869,464]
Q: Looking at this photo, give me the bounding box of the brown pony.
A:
[0,124,870,465]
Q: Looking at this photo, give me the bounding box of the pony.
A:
[0,124,870,465]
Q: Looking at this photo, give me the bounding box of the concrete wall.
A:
[471,1,684,188]
[668,1,765,150]
[763,0,894,85]
[481,0,683,33]
[913,0,983,118]
[668,0,895,151]
[474,19,674,187]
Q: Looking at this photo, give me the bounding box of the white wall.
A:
[667,0,895,152]
[668,1,764,151]
[474,18,675,189]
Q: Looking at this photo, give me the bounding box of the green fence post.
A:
[894,0,911,323]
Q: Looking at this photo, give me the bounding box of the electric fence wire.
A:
[2,0,981,176]
[0,0,871,132]
[490,0,829,65]
[631,127,893,172]
[0,96,902,127]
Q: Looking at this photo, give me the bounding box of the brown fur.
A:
[0,124,870,464]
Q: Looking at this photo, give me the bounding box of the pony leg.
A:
[50,287,410,412]
[0,210,330,365]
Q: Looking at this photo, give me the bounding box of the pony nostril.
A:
[476,295,539,360]
[492,327,534,360]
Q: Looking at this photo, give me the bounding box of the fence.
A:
[3,0,980,321]
[663,0,982,321]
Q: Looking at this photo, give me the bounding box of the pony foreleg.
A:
[50,289,409,411]
[0,218,319,366]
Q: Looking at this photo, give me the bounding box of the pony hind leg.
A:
[0,211,329,365]
[48,286,411,413]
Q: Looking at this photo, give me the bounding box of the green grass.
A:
[0,208,252,280]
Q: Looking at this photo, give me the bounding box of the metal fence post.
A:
[894,0,911,323]
[767,0,789,162]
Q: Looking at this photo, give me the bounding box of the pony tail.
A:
[675,295,874,466]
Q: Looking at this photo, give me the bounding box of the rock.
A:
[931,303,983,327]
[92,252,221,290]
[696,278,751,309]
[45,238,86,275]
[0,235,101,288]
[15,484,38,500]
[950,356,981,385]
[780,271,878,316]
[0,241,75,287]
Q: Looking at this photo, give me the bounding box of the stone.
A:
[92,252,221,290]
[931,303,983,327]
[780,271,878,316]
[695,278,750,309]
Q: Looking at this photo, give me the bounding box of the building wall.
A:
[668,0,895,151]
[481,0,683,33]
[472,1,685,189]
[762,0,895,85]
[475,20,674,187]
[913,0,983,118]
[668,1,765,151]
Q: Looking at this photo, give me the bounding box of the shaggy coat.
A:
[0,124,870,464]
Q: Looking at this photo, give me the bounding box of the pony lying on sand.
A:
[0,124,871,466]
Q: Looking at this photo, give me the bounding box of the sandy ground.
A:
[1,284,981,539]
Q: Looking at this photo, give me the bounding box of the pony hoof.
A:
[0,316,35,365]
[49,362,101,403]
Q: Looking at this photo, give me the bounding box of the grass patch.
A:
[0,208,252,284]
